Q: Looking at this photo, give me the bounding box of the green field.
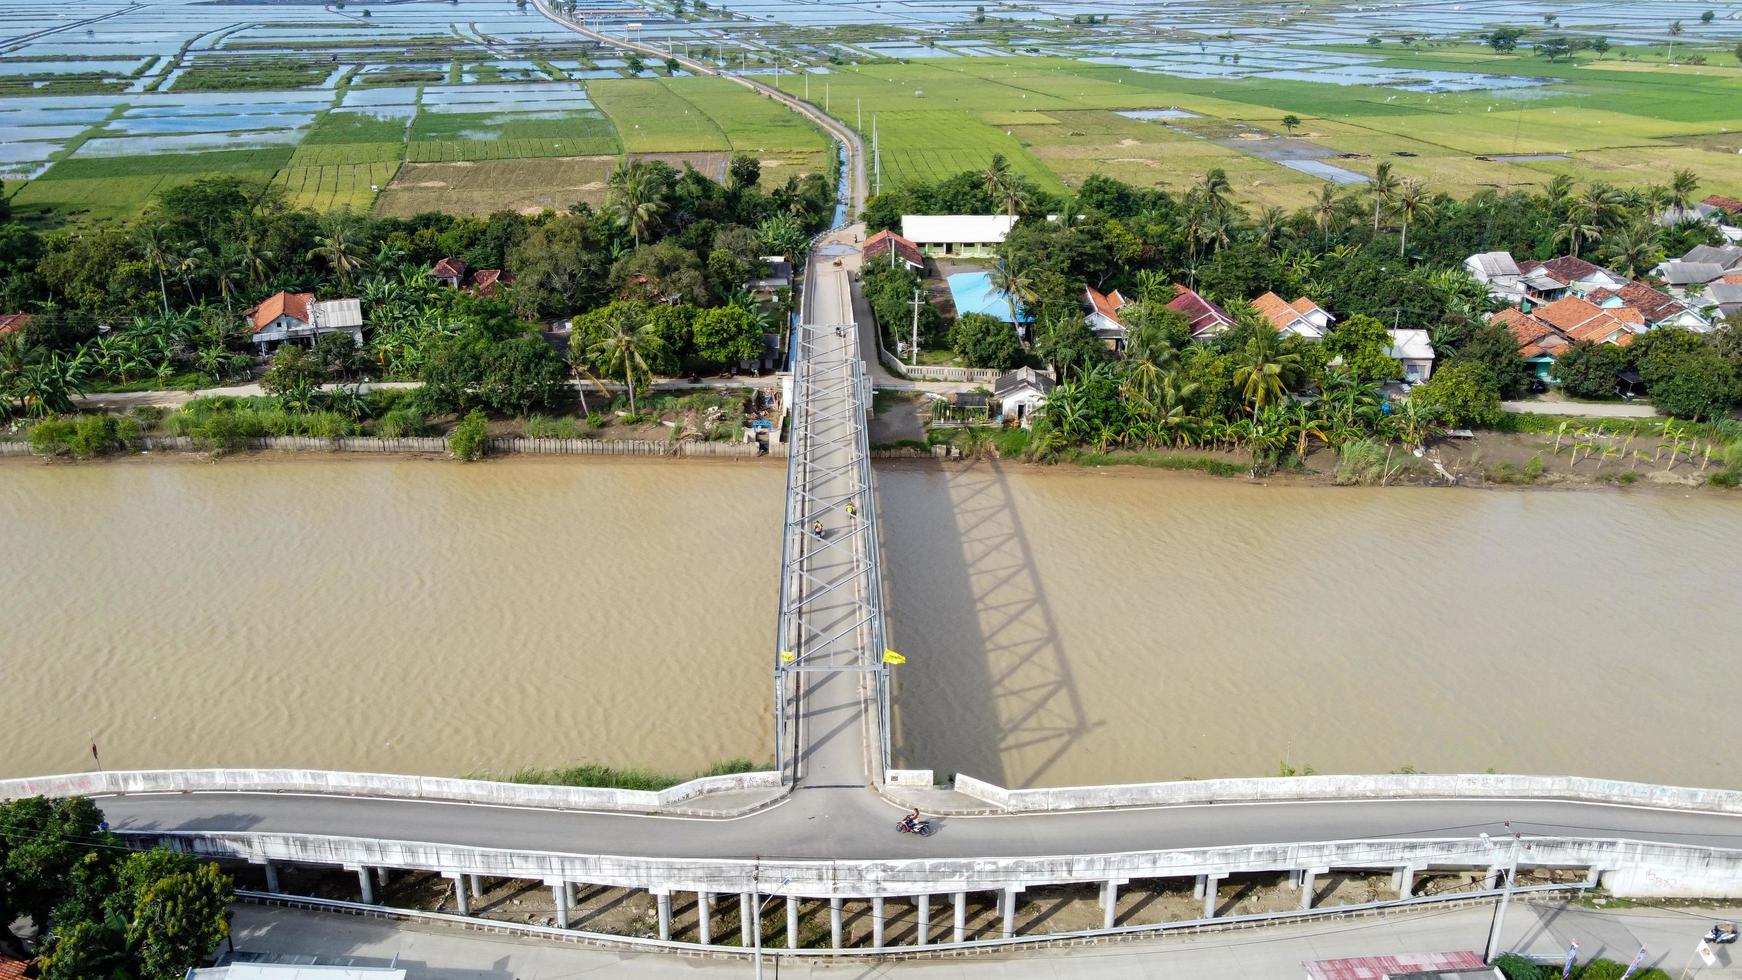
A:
[806,53,1742,207]
[12,148,293,223]
[405,108,620,161]
[588,77,732,152]
[270,161,401,211]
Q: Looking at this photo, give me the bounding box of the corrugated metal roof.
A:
[901,214,1017,244]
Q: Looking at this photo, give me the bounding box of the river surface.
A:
[3,456,1738,789]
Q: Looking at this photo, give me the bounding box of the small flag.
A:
[780,650,795,663]
[1562,940,1579,979]
[1619,946,1646,980]
[882,649,906,665]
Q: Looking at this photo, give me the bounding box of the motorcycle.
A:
[896,818,933,837]
[1706,921,1738,945]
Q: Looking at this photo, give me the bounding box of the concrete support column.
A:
[550,880,571,929]
[1192,874,1207,899]
[351,867,375,905]
[261,861,280,894]
[1201,874,1225,919]
[469,874,484,899]
[740,892,755,946]
[1586,867,1605,888]
[565,881,578,908]
[1100,879,1126,930]
[915,894,931,946]
[785,895,800,950]
[828,896,843,949]
[1396,864,1417,898]
[375,867,390,888]
[656,891,672,941]
[1300,868,1327,910]
[448,875,470,916]
[1000,887,1023,939]
[697,891,713,945]
[871,896,885,949]
[1485,865,1503,890]
[1286,869,1301,890]
[952,891,967,944]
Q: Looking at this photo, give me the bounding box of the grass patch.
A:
[302,110,413,146]
[271,162,400,211]
[374,156,615,217]
[470,758,761,791]
[172,58,332,92]
[589,77,730,152]
[1072,449,1247,477]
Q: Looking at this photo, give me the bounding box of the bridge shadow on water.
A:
[881,456,1091,788]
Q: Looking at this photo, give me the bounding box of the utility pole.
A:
[824,80,829,113]
[909,287,923,367]
[872,114,880,196]
[804,70,809,100]
[1483,827,1524,964]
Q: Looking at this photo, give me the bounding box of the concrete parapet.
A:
[128,829,1742,900]
[951,772,1742,817]
[884,770,935,788]
[0,768,784,816]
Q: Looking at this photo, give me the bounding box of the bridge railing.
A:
[0,768,781,815]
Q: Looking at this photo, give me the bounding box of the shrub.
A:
[1334,438,1391,485]
[1413,362,1502,427]
[66,415,116,457]
[376,407,427,438]
[304,411,355,439]
[449,409,489,461]
[28,417,76,456]
[1494,953,1546,980]
[131,405,165,430]
[523,414,581,439]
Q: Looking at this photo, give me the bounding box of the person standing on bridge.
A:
[845,500,857,520]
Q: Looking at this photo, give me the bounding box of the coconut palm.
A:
[1232,328,1300,421]
[307,214,370,289]
[1368,160,1400,233]
[1668,169,1700,216]
[1600,220,1662,277]
[1312,183,1341,247]
[982,154,1021,216]
[237,225,275,289]
[608,164,668,247]
[583,309,665,418]
[1254,206,1287,249]
[1554,211,1602,258]
[1198,208,1236,254]
[1395,177,1432,257]
[1197,168,1232,214]
[1541,174,1575,213]
[136,225,175,316]
[988,257,1037,331]
[1133,268,1169,303]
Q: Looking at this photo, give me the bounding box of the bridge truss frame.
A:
[772,320,891,785]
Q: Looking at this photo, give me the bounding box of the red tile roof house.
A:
[245,291,365,355]
[1169,284,1236,339]
[1586,281,1709,331]
[431,256,467,288]
[1697,193,1742,220]
[1517,255,1628,299]
[1082,285,1131,350]
[0,955,27,980]
[1252,291,1334,340]
[863,229,924,272]
[466,268,512,298]
[0,313,32,335]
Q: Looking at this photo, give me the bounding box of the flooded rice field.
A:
[4,457,1740,792]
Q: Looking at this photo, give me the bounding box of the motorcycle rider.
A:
[899,808,922,833]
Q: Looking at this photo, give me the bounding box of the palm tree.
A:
[237,226,275,289]
[1601,220,1662,277]
[608,164,668,246]
[1542,174,1575,213]
[1312,183,1340,247]
[982,154,1017,216]
[173,246,207,303]
[1198,208,1236,254]
[988,257,1037,332]
[136,226,174,316]
[1395,178,1432,257]
[583,310,665,418]
[1254,206,1287,249]
[1133,268,1169,303]
[1197,168,1232,214]
[1368,160,1400,233]
[307,215,370,289]
[1668,168,1699,216]
[1232,329,1300,421]
[1554,211,1602,258]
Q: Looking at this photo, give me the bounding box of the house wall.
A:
[918,241,998,258]
[1001,390,1046,427]
[1399,357,1433,383]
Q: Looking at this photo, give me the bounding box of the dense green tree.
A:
[1412,361,1502,426]
[1323,312,1402,383]
[1033,314,1104,380]
[1449,321,1531,399]
[259,344,327,396]
[691,303,764,366]
[1552,340,1626,399]
[949,312,1022,370]
[480,333,568,415]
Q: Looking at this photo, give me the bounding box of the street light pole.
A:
[752,871,793,980]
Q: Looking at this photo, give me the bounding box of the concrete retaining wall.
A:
[0,768,781,815]
[4,435,786,459]
[885,769,936,787]
[138,830,1742,899]
[952,772,1742,816]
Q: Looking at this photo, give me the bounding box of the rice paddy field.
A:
[3,0,1741,222]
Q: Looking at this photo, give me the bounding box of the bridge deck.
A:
[776,244,889,790]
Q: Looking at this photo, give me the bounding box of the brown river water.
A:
[2,456,1738,788]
